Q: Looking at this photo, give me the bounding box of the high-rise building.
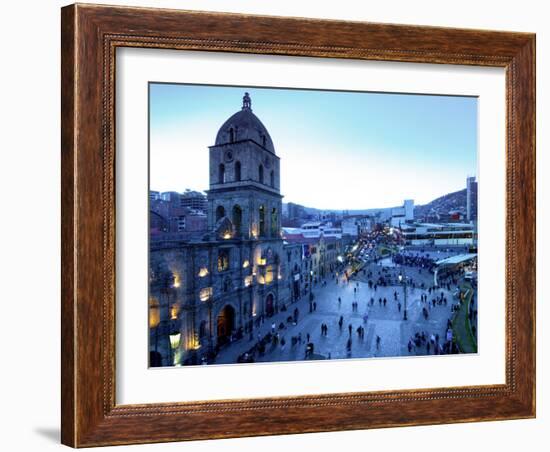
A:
[180,190,207,213]
[466,176,478,222]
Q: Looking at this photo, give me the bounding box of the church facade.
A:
[149,93,291,366]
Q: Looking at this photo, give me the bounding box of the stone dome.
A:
[214,92,275,154]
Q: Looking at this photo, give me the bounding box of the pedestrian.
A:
[339,316,343,329]
[348,324,352,336]
[271,322,276,334]
[376,335,381,350]
[313,301,317,311]
[306,333,310,343]
[398,302,402,312]
[383,298,387,307]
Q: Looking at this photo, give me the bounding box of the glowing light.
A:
[148,298,160,328]
[223,231,232,239]
[257,274,265,284]
[337,255,344,263]
[242,260,250,268]
[251,224,259,239]
[170,304,180,320]
[244,276,253,287]
[257,257,267,266]
[198,267,209,277]
[265,266,274,284]
[172,272,181,288]
[199,287,212,302]
[169,332,181,350]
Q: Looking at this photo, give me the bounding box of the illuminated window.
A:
[265,265,274,284]
[148,297,160,328]
[199,287,212,302]
[198,267,209,277]
[170,304,180,320]
[217,249,230,272]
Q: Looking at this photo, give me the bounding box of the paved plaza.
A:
[213,259,457,365]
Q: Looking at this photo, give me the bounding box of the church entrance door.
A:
[217,305,235,347]
[265,293,275,317]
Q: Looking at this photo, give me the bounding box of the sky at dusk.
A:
[149,83,477,210]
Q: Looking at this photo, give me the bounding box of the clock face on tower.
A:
[224,150,233,162]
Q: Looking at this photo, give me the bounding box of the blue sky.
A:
[149,83,477,209]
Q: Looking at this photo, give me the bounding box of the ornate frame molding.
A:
[61,4,535,447]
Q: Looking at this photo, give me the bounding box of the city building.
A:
[341,215,373,237]
[149,93,292,366]
[180,189,207,213]
[398,222,475,246]
[466,176,478,222]
[286,202,307,221]
[283,221,343,239]
[149,190,160,202]
[389,199,414,227]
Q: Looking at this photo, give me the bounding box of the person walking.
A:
[348,324,352,336]
[376,335,381,350]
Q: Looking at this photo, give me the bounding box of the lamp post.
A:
[398,272,408,321]
[169,331,181,366]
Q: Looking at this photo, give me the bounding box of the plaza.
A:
[211,252,471,365]
[148,91,478,367]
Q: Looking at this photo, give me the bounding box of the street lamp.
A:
[169,331,181,366]
[398,272,408,321]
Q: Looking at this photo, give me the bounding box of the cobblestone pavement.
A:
[213,260,459,365]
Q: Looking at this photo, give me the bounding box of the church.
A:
[149,93,291,366]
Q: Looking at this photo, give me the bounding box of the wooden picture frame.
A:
[61,3,535,447]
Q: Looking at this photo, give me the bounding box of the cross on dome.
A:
[242,92,251,110]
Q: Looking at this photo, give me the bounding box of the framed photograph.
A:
[61,4,536,447]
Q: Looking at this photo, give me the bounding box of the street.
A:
[213,259,456,365]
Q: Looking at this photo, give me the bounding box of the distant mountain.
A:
[414,188,467,219]
[283,188,467,220]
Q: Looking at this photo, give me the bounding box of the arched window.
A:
[270,170,275,187]
[259,205,266,237]
[271,207,278,236]
[229,128,235,143]
[216,205,225,222]
[259,164,264,184]
[218,163,225,184]
[235,161,241,181]
[262,135,267,147]
[232,205,242,236]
